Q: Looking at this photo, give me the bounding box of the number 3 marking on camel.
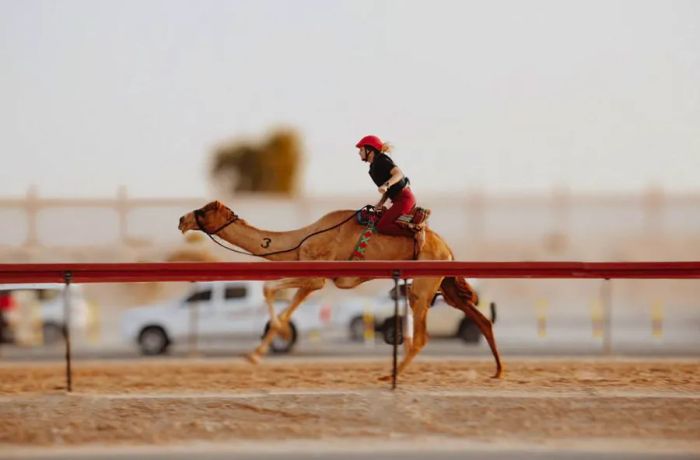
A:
[261,238,272,248]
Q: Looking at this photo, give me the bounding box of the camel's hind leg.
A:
[246,277,325,364]
[440,278,503,378]
[379,276,443,381]
[461,300,502,378]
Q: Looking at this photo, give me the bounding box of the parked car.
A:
[0,291,14,344]
[121,280,331,355]
[338,281,493,345]
[0,283,89,344]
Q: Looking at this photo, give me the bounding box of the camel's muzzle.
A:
[178,215,188,233]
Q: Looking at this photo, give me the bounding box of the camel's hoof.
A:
[378,374,393,382]
[491,368,504,379]
[244,352,260,365]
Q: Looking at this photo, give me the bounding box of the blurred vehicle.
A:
[0,290,14,343]
[338,281,491,345]
[0,284,89,345]
[121,280,331,355]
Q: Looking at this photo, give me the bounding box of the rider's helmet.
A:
[355,135,384,152]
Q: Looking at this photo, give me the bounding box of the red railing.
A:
[2,261,698,392]
[1,261,700,283]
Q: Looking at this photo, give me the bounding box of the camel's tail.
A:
[439,276,503,378]
[431,233,481,314]
[441,276,479,308]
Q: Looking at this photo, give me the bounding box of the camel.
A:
[178,200,502,379]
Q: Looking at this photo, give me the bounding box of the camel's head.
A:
[178,200,238,235]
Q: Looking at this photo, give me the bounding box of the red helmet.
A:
[355,135,383,151]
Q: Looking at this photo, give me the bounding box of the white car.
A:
[121,280,330,355]
[337,281,493,345]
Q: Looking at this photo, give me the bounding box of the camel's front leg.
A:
[403,310,414,355]
[379,277,442,381]
[246,277,325,364]
[378,302,428,381]
[261,279,284,334]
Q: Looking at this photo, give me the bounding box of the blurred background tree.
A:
[210,129,303,196]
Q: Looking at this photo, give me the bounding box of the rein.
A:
[194,206,372,258]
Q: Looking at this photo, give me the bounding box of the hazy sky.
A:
[0,0,698,198]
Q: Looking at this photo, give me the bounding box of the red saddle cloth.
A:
[395,206,431,232]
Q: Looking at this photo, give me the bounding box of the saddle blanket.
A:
[357,206,431,229]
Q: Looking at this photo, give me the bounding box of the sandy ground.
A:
[0,357,699,453]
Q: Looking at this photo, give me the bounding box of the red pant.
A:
[376,187,416,235]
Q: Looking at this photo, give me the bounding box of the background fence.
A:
[1,189,699,362]
[1,186,700,262]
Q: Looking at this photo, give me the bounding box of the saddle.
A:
[356,205,431,257]
[396,206,430,255]
[395,206,431,233]
[357,205,430,228]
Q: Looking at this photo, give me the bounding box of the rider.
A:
[355,135,416,236]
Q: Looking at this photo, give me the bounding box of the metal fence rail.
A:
[1,261,699,392]
[1,261,700,284]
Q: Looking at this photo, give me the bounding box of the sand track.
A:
[1,358,699,449]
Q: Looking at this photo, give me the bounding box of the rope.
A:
[197,205,373,259]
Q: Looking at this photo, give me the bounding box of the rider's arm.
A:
[385,166,404,188]
[378,166,404,194]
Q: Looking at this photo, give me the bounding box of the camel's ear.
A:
[201,200,223,213]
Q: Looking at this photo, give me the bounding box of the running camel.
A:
[178,200,502,379]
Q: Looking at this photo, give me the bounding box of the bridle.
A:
[194,208,252,256]
[194,208,238,234]
[192,205,371,258]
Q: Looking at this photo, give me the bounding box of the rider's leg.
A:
[376,187,416,235]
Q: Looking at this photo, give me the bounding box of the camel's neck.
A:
[216,220,309,261]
